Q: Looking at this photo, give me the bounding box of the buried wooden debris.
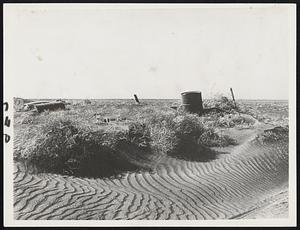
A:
[23,101,50,111]
[103,117,127,123]
[93,113,127,124]
[35,101,66,113]
[23,100,69,111]
[103,117,111,123]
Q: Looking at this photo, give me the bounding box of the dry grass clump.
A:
[201,95,258,129]
[84,99,92,105]
[203,95,237,112]
[164,114,236,159]
[213,114,256,129]
[14,125,42,162]
[14,97,32,112]
[199,112,257,130]
[15,108,236,177]
[238,101,289,127]
[15,111,42,125]
[141,111,236,159]
[127,122,151,149]
[166,114,211,158]
[255,126,289,144]
[15,118,151,177]
[199,128,237,147]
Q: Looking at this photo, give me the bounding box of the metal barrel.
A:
[180,91,203,114]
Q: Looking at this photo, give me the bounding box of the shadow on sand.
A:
[168,141,229,162]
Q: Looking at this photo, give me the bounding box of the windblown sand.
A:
[13,121,288,220]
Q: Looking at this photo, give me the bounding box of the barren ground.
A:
[13,99,289,220]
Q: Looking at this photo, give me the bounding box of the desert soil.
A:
[13,120,288,220]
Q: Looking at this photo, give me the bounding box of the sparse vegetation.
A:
[15,96,288,178]
[84,99,92,105]
[15,118,152,177]
[14,98,238,177]
[201,95,256,129]
[203,94,238,112]
[255,126,289,144]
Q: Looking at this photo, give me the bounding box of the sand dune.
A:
[13,124,288,220]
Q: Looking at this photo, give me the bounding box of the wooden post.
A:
[230,88,237,109]
[134,94,140,104]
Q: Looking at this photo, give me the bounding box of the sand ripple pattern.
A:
[14,128,288,220]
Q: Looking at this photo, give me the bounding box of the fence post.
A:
[134,94,140,104]
[230,88,237,109]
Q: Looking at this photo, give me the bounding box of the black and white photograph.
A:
[3,3,296,226]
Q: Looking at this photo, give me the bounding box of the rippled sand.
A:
[14,122,288,220]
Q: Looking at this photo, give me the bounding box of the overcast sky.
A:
[5,4,295,99]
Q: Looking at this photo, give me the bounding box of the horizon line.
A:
[14,97,289,101]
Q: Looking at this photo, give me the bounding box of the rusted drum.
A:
[180,91,204,115]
